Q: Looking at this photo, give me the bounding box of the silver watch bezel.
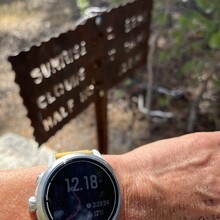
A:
[34,152,121,220]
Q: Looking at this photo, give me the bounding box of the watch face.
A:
[43,157,119,220]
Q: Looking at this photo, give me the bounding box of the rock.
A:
[0,133,55,170]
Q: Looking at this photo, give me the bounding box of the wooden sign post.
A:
[8,0,153,153]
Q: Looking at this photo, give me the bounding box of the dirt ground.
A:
[0,0,218,154]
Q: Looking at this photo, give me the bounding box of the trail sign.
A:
[8,0,153,152]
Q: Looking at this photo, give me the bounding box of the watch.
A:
[29,149,121,220]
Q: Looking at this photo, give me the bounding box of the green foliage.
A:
[76,0,90,13]
[159,96,170,108]
[156,13,170,27]
[212,78,220,88]
[195,0,215,13]
[123,78,133,87]
[209,32,220,49]
[110,0,127,5]
[158,50,169,63]
[154,0,220,80]
[181,58,203,77]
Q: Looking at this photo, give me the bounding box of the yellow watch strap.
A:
[55,150,93,160]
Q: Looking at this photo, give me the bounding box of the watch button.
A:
[29,196,37,212]
[36,172,44,184]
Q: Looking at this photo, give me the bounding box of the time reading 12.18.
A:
[65,175,99,192]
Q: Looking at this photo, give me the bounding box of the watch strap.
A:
[48,149,102,166]
[55,150,93,159]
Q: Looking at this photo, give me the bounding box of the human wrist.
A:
[30,152,120,220]
[104,153,158,219]
[124,152,160,219]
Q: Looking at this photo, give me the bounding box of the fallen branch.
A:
[145,30,160,115]
[137,94,174,119]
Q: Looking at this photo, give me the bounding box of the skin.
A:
[0,132,220,220]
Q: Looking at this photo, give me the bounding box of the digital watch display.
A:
[29,150,120,220]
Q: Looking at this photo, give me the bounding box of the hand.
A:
[106,132,220,219]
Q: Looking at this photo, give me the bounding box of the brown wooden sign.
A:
[8,0,153,149]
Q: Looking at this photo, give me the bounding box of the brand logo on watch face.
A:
[44,158,119,219]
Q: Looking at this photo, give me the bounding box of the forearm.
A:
[0,166,45,220]
[1,132,220,220]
